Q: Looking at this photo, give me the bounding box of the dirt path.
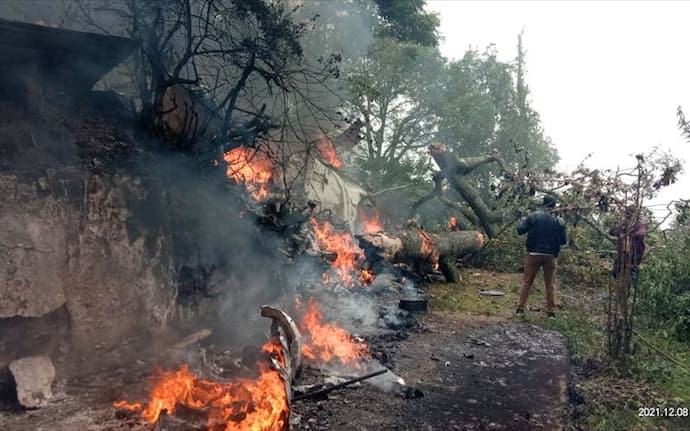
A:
[293,314,569,431]
[0,314,569,431]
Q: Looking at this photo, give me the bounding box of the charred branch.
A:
[293,369,388,401]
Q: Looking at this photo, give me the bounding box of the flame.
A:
[310,218,362,286]
[114,340,288,431]
[299,298,368,366]
[419,229,434,259]
[447,216,461,231]
[316,139,342,169]
[223,147,273,201]
[358,208,384,234]
[360,268,375,285]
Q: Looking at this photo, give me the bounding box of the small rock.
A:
[9,356,55,408]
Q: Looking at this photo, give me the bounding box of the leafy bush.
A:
[638,228,690,342]
[557,225,610,289]
[478,228,524,272]
[478,224,610,289]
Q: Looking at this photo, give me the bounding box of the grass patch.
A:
[632,330,690,402]
[585,406,674,431]
[528,307,605,359]
[429,269,520,318]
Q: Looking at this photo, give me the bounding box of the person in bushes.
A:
[610,207,647,286]
[515,195,568,319]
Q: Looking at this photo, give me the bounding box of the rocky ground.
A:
[0,312,569,431]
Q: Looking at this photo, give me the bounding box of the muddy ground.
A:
[0,312,569,431]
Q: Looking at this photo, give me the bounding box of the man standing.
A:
[516,195,568,318]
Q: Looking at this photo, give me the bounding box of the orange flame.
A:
[310,218,362,286]
[358,208,384,234]
[114,340,288,430]
[316,139,342,169]
[299,298,368,366]
[419,229,434,259]
[447,216,461,231]
[223,147,273,201]
[359,268,375,285]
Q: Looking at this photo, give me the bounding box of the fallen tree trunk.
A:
[357,228,485,282]
[428,143,510,238]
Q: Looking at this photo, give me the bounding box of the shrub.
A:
[637,228,690,342]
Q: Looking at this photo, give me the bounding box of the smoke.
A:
[2,0,394,351]
[127,152,290,346]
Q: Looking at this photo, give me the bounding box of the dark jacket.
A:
[516,210,568,257]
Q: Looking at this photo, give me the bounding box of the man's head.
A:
[543,195,557,209]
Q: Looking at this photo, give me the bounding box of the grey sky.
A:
[427,0,690,220]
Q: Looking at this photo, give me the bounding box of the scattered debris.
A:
[479,289,505,297]
[173,329,212,350]
[399,297,428,313]
[468,337,491,347]
[293,369,388,401]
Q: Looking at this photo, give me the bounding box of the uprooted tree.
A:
[416,136,684,362]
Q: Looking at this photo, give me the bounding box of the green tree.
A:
[347,38,446,189]
[436,42,558,197]
[372,0,440,47]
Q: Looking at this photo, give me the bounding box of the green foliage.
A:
[557,225,610,289]
[373,0,440,47]
[539,308,605,359]
[429,270,521,318]
[436,46,559,197]
[477,228,524,273]
[637,228,690,342]
[347,38,445,189]
[632,330,690,401]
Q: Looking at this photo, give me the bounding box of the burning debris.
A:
[114,343,289,430]
[315,138,343,169]
[223,146,274,201]
[113,300,407,430]
[358,207,384,234]
[447,216,461,232]
[310,218,372,287]
[114,306,302,431]
[298,298,369,368]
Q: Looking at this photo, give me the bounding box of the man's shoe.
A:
[547,312,556,320]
